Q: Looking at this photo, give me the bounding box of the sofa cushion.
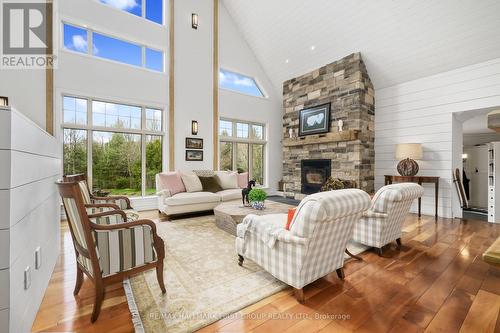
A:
[237,172,249,188]
[158,171,185,195]
[215,171,239,189]
[165,192,220,206]
[217,188,242,201]
[181,174,203,193]
[199,176,223,193]
[193,170,215,177]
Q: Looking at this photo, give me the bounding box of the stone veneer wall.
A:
[282,53,375,199]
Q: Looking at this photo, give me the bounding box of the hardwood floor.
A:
[32,212,500,333]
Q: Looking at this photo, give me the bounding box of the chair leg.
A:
[336,268,345,280]
[91,282,105,323]
[376,247,384,256]
[73,265,84,296]
[294,288,305,303]
[238,255,244,266]
[396,238,402,249]
[345,248,363,261]
[156,260,166,294]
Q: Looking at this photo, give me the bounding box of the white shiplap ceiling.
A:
[222,0,500,94]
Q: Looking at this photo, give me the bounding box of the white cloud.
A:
[220,71,255,87]
[71,35,88,53]
[101,0,138,11]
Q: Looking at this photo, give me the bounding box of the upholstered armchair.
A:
[63,174,139,221]
[236,189,371,302]
[56,180,166,322]
[352,183,424,255]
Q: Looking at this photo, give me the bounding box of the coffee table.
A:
[214,200,293,236]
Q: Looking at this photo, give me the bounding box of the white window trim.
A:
[219,118,267,186]
[61,21,166,73]
[93,0,166,26]
[62,94,165,198]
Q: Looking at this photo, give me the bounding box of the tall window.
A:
[99,0,163,24]
[219,69,265,98]
[63,23,164,72]
[62,95,164,197]
[219,119,266,185]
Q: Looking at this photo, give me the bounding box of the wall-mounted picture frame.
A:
[186,150,203,161]
[298,103,331,136]
[185,137,204,149]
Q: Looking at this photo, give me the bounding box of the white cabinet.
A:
[488,142,500,223]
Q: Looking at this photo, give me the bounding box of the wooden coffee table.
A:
[214,200,293,236]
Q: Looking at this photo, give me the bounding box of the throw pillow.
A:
[199,176,223,193]
[215,171,239,189]
[285,208,297,230]
[181,174,203,193]
[237,172,249,189]
[158,171,186,195]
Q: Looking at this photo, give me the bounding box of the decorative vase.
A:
[251,201,265,210]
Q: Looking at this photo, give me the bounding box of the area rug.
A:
[124,215,369,333]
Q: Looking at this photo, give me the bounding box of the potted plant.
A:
[248,188,267,210]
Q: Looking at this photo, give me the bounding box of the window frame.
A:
[61,21,165,73]
[219,68,267,99]
[219,118,267,186]
[62,94,165,198]
[95,0,165,26]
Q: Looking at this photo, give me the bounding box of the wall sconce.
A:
[0,96,8,107]
[462,153,468,160]
[191,120,199,135]
[191,13,198,29]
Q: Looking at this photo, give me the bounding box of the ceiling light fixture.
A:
[310,45,316,51]
[285,59,289,64]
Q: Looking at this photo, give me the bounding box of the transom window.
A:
[63,23,164,72]
[219,69,264,98]
[99,0,163,24]
[62,95,164,197]
[219,119,266,185]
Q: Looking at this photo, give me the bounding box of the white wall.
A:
[375,57,500,218]
[218,4,282,189]
[0,107,61,333]
[174,0,214,171]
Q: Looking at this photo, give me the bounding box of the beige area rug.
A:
[124,215,369,333]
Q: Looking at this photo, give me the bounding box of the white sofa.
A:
[156,172,242,216]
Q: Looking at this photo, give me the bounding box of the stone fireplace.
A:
[282,53,375,200]
[301,159,332,194]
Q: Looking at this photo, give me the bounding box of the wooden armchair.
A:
[56,180,166,322]
[63,173,139,221]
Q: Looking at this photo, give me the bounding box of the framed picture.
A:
[298,103,331,136]
[186,137,203,149]
[186,150,203,161]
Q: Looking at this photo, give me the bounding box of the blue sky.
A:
[219,69,264,97]
[100,0,163,24]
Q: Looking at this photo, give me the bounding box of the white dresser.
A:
[488,142,500,223]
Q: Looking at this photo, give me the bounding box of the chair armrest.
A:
[85,203,120,210]
[362,210,388,219]
[88,209,127,222]
[156,189,171,198]
[91,195,132,209]
[275,230,308,245]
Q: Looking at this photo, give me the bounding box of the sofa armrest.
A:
[362,210,388,219]
[156,189,171,198]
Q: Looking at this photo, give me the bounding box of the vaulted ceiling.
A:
[223,0,500,94]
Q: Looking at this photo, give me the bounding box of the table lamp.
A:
[395,143,422,176]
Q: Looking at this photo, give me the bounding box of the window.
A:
[62,23,164,72]
[62,95,164,197]
[219,119,266,185]
[93,33,142,67]
[63,24,88,54]
[219,69,264,98]
[99,0,163,24]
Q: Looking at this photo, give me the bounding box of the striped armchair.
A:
[64,174,139,221]
[352,183,424,255]
[56,180,166,322]
[236,189,371,302]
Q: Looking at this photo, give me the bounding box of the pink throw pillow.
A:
[237,172,249,188]
[159,171,186,195]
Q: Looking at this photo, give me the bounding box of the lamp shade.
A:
[395,143,422,160]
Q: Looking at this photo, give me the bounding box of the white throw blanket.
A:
[238,214,287,250]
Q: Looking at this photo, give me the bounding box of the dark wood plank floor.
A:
[32,212,500,333]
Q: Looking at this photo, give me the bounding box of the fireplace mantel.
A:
[283,129,359,147]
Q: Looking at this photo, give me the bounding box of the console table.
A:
[384,175,440,218]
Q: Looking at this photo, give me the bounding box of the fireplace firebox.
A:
[301,159,331,194]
